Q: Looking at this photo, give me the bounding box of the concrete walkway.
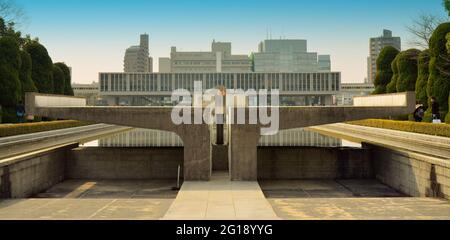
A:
[162,172,279,220]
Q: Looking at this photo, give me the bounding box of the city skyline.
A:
[14,0,449,84]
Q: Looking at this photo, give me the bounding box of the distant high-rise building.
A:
[161,40,251,73]
[367,29,401,83]
[253,39,331,72]
[318,55,331,72]
[124,34,153,73]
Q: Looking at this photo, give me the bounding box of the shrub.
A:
[52,64,65,94]
[396,49,420,92]
[348,119,450,137]
[416,50,430,108]
[373,46,400,94]
[0,120,91,137]
[428,23,450,116]
[24,42,54,94]
[386,55,399,93]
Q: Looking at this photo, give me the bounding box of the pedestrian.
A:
[413,104,424,122]
[16,100,25,123]
[431,97,441,123]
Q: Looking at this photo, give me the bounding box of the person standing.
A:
[431,97,440,122]
[16,101,25,123]
[413,104,425,122]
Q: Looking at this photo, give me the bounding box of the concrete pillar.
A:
[180,125,212,181]
[228,124,260,181]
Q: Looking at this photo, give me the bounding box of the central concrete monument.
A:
[26,92,415,182]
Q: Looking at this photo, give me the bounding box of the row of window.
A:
[99,73,341,93]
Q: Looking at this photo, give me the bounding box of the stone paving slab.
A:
[268,197,450,220]
[0,198,173,220]
[162,172,279,220]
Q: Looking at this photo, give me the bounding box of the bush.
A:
[24,42,54,94]
[416,50,430,108]
[396,49,420,92]
[348,119,450,137]
[428,23,450,115]
[386,55,399,93]
[373,46,400,94]
[54,62,74,96]
[19,50,37,97]
[0,37,22,109]
[52,64,65,94]
[0,120,91,137]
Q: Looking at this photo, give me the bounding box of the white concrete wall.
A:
[353,92,408,107]
[35,95,86,107]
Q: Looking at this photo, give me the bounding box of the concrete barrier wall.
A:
[67,147,183,179]
[0,145,73,198]
[370,144,450,200]
[35,95,86,107]
[353,92,413,107]
[257,147,372,180]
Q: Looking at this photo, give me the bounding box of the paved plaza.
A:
[0,178,449,220]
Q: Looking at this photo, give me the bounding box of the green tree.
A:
[18,50,37,96]
[447,32,450,54]
[444,0,450,16]
[396,49,421,92]
[0,36,22,122]
[54,62,73,95]
[373,46,400,94]
[24,41,54,93]
[416,50,430,109]
[52,64,65,95]
[386,55,399,93]
[428,22,450,120]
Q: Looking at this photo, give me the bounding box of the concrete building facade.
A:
[98,72,341,106]
[367,30,401,83]
[72,82,100,106]
[254,39,331,73]
[124,34,153,73]
[336,83,375,106]
[159,40,251,73]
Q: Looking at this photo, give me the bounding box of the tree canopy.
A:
[19,50,37,95]
[52,64,65,95]
[54,62,74,96]
[386,55,399,93]
[444,0,450,16]
[24,41,54,94]
[396,49,421,92]
[0,36,21,108]
[416,50,430,108]
[428,22,450,118]
[373,46,400,94]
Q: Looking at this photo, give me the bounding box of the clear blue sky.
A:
[13,0,449,84]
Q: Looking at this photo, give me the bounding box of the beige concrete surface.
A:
[0,180,177,220]
[162,172,279,220]
[262,180,450,220]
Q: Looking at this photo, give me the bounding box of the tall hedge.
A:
[24,42,54,94]
[396,49,420,92]
[0,37,22,108]
[19,50,37,97]
[386,55,399,93]
[416,50,430,108]
[54,62,73,96]
[428,23,450,119]
[52,64,65,94]
[373,46,400,94]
